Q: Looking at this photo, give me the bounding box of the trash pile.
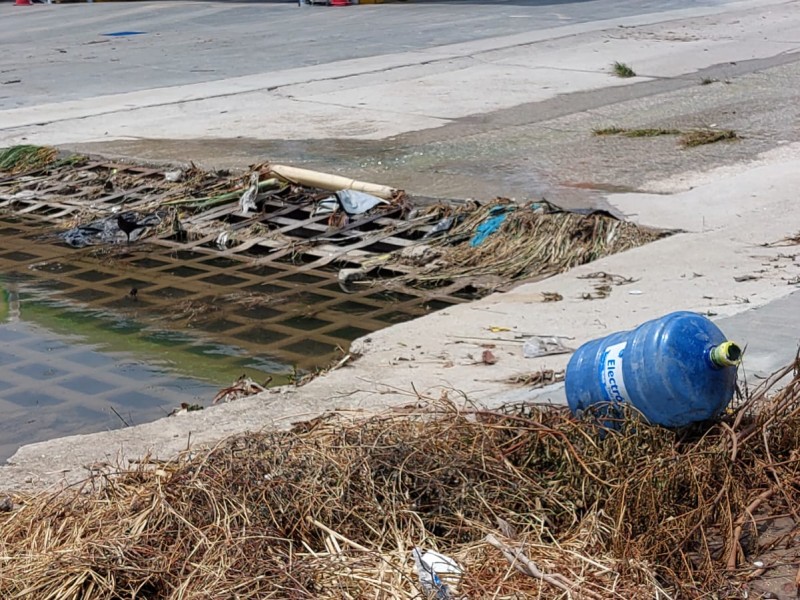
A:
[2,355,800,599]
[60,210,166,247]
[384,199,669,291]
[0,146,668,301]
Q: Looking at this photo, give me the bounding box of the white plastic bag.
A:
[412,547,463,599]
[522,336,573,358]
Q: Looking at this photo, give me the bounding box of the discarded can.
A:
[565,311,741,428]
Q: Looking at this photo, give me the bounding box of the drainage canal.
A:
[0,148,668,460]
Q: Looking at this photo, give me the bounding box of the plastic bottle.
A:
[565,311,741,428]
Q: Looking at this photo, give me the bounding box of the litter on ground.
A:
[0,146,670,304]
[1,355,799,599]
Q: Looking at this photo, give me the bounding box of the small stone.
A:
[481,349,498,365]
[0,496,13,512]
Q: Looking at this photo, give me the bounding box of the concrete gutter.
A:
[3,143,799,491]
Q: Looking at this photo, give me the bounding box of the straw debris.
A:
[592,127,681,137]
[0,145,58,174]
[2,358,800,598]
[394,200,668,289]
[680,128,740,147]
[592,127,741,148]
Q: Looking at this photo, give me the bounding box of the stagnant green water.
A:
[0,276,291,462]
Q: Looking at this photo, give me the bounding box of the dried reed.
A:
[400,200,668,288]
[0,145,58,174]
[2,357,800,599]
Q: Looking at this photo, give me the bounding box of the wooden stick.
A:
[308,517,372,553]
[726,488,775,570]
[485,534,574,598]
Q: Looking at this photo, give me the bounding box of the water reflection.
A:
[0,278,283,462]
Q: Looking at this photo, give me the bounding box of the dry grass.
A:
[592,126,627,136]
[680,129,741,147]
[397,200,668,288]
[2,358,800,599]
[156,291,281,324]
[593,127,681,137]
[593,127,740,148]
[764,230,800,247]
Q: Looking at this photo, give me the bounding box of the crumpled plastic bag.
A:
[470,205,513,247]
[522,336,574,358]
[314,189,389,217]
[412,547,463,599]
[335,189,388,215]
[423,216,456,240]
[60,211,163,248]
[239,172,260,216]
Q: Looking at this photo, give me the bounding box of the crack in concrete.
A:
[277,93,452,123]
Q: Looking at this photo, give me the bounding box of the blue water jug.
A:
[565,311,741,428]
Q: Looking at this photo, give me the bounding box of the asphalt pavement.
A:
[1,0,746,108]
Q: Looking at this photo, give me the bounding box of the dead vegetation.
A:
[764,230,800,247]
[161,291,280,324]
[1,148,669,306]
[680,128,741,147]
[593,127,681,137]
[392,199,668,289]
[593,127,741,148]
[2,358,800,599]
[0,145,58,174]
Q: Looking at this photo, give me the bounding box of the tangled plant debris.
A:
[593,126,741,148]
[0,145,58,174]
[680,128,741,148]
[2,358,800,599]
[0,146,669,303]
[385,199,668,291]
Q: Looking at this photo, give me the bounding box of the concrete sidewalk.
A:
[2,0,799,146]
[3,143,799,491]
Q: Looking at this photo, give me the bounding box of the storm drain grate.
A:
[0,160,483,369]
[0,212,463,371]
[1,157,664,370]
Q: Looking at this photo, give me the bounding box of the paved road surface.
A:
[5,0,798,204]
[3,0,741,108]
